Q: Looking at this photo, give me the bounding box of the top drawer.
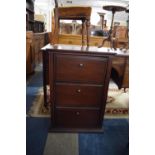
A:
[55,54,108,84]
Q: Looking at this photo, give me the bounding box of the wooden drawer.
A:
[55,54,108,84]
[54,108,101,128]
[55,83,103,107]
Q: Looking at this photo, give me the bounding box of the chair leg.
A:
[82,20,85,46]
[53,9,59,44]
[43,53,48,108]
[86,19,90,47]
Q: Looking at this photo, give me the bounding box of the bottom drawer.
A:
[54,108,101,128]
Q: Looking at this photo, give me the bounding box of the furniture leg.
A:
[43,52,48,108]
[124,87,127,93]
[86,19,90,47]
[82,20,85,46]
[53,9,59,44]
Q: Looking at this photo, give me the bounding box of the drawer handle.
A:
[76,112,80,115]
[76,89,81,93]
[79,63,84,67]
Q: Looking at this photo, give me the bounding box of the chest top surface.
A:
[41,44,129,57]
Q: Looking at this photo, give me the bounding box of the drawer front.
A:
[55,54,108,84]
[55,83,103,107]
[54,108,101,128]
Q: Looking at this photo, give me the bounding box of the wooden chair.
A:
[52,0,92,46]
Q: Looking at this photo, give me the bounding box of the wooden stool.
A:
[52,0,91,46]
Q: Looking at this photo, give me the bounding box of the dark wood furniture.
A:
[41,44,115,132]
[34,20,45,33]
[111,54,129,90]
[26,0,44,33]
[26,0,47,71]
[26,31,35,75]
[26,0,35,31]
[52,0,91,46]
[42,44,129,107]
[57,34,129,86]
[26,32,50,76]
[99,5,127,48]
[33,32,49,65]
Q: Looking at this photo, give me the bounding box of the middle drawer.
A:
[55,83,103,107]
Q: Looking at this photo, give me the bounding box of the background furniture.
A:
[99,5,126,48]
[41,44,114,131]
[52,0,91,46]
[26,31,35,75]
[26,0,46,76]
[57,34,128,48]
[26,32,50,77]
[34,32,50,65]
[97,12,106,29]
[26,0,45,33]
[113,26,128,39]
[113,26,129,49]
[34,20,45,33]
[26,0,35,31]
[33,33,45,65]
[58,34,111,46]
[111,55,129,90]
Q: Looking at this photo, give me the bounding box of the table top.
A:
[41,44,129,57]
[103,5,126,12]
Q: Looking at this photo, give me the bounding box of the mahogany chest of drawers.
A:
[42,44,115,132]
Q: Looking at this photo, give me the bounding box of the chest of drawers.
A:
[42,44,115,132]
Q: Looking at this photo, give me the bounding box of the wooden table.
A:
[99,5,127,48]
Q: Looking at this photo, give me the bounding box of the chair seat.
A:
[55,6,91,20]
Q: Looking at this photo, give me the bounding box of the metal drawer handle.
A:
[77,89,81,93]
[76,112,80,115]
[79,63,84,67]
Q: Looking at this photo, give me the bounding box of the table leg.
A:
[43,52,48,108]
